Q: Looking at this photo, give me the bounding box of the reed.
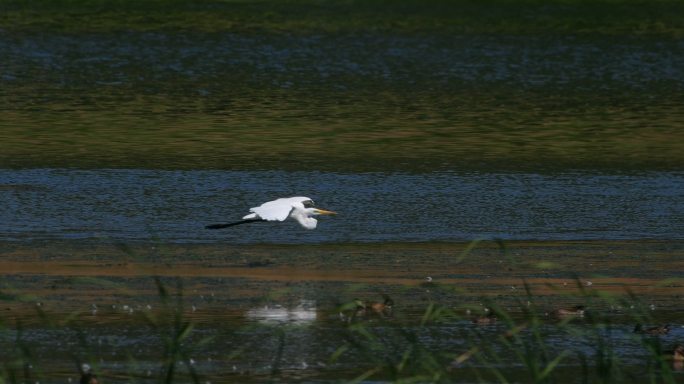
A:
[1,240,682,383]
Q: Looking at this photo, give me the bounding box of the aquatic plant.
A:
[141,277,204,384]
[326,238,684,384]
[2,239,683,383]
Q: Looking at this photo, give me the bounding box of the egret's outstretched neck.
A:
[291,209,318,229]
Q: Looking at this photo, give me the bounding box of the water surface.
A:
[1,169,682,243]
[2,32,684,171]
[3,3,684,382]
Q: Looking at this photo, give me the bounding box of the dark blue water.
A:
[1,169,682,243]
[3,34,684,90]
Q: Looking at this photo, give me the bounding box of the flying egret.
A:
[205,196,336,230]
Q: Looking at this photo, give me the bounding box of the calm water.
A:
[2,32,684,171]
[3,316,681,383]
[4,33,684,91]
[1,169,683,243]
[3,20,684,384]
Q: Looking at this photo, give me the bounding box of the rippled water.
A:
[2,305,682,383]
[2,32,684,171]
[1,169,682,243]
[4,33,684,89]
[3,16,684,383]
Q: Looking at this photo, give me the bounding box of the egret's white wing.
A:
[244,197,311,222]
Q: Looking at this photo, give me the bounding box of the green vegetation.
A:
[2,0,684,36]
[2,240,684,382]
[2,273,683,383]
[335,286,683,383]
[2,89,683,172]
[1,2,681,381]
[2,0,683,172]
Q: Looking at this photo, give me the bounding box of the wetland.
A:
[2,0,684,382]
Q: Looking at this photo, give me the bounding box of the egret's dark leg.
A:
[205,219,263,229]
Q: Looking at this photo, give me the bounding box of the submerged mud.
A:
[1,240,683,383]
[2,240,683,313]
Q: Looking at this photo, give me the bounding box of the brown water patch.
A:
[1,260,683,295]
[1,240,683,316]
[1,240,683,383]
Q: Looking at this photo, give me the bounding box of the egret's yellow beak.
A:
[315,208,337,215]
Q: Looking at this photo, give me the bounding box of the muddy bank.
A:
[2,239,684,383]
[1,239,683,320]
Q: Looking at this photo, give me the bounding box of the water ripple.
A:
[1,169,682,243]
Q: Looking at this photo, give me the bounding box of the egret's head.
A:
[301,199,337,216]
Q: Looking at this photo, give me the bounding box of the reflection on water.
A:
[1,239,683,383]
[0,169,682,243]
[2,309,681,383]
[3,20,684,384]
[245,300,317,325]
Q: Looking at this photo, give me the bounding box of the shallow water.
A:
[0,169,683,243]
[3,9,684,382]
[2,32,684,171]
[1,240,684,383]
[5,33,683,90]
[3,317,682,383]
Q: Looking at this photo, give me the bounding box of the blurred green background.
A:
[2,0,683,172]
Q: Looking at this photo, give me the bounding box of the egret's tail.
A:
[205,219,262,229]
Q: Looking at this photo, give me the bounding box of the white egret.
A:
[206,196,336,230]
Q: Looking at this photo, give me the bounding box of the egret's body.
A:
[206,196,336,230]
